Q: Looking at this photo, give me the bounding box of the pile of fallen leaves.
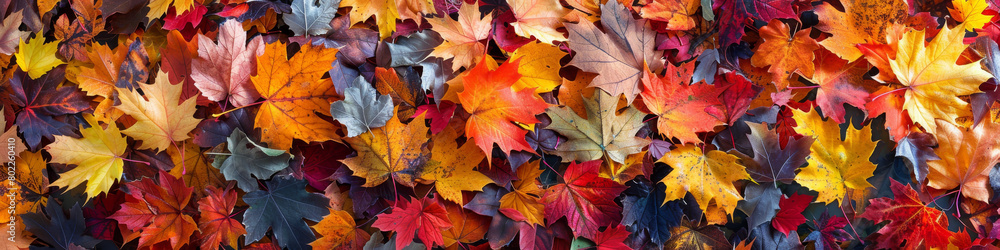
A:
[2,0,1000,248]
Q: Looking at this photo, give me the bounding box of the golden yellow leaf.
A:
[418,125,492,204]
[47,114,128,199]
[310,209,357,249]
[342,111,429,187]
[792,108,878,204]
[116,69,201,152]
[342,0,400,38]
[15,35,64,79]
[658,144,750,215]
[499,160,546,226]
[950,0,995,31]
[509,42,566,93]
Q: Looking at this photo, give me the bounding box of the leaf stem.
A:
[869,87,909,102]
[840,204,865,244]
[118,156,150,165]
[785,85,820,90]
[213,101,265,118]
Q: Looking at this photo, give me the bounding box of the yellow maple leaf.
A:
[342,111,429,187]
[887,24,993,133]
[342,0,399,39]
[310,209,357,249]
[116,69,201,152]
[428,1,492,71]
[47,114,128,199]
[15,35,64,79]
[0,151,49,248]
[509,42,566,93]
[499,160,546,226]
[950,0,995,31]
[813,0,910,61]
[658,144,750,215]
[507,0,568,44]
[252,42,340,150]
[148,0,194,20]
[927,120,1000,202]
[418,124,493,204]
[792,108,878,204]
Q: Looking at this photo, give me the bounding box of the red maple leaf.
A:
[372,196,454,250]
[860,179,954,249]
[541,160,627,239]
[771,192,811,236]
[109,171,198,250]
[197,186,246,250]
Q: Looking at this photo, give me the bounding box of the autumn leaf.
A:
[54,0,104,61]
[0,10,28,55]
[22,200,102,250]
[804,49,871,123]
[243,176,331,249]
[744,121,813,183]
[950,0,995,31]
[499,161,546,226]
[214,129,292,192]
[115,69,201,152]
[458,57,548,161]
[427,1,492,71]
[147,0,194,21]
[506,0,568,44]
[751,20,820,89]
[197,186,246,250]
[310,209,356,249]
[418,125,493,203]
[47,114,127,199]
[813,0,911,61]
[566,0,663,103]
[192,19,265,106]
[639,0,700,30]
[861,179,954,249]
[546,90,650,165]
[658,144,751,215]
[771,193,811,236]
[441,200,490,246]
[791,107,878,204]
[342,0,399,38]
[331,76,395,137]
[541,160,627,238]
[15,35,64,79]
[640,62,726,144]
[509,41,565,93]
[882,24,993,133]
[110,172,198,250]
[10,66,89,149]
[284,0,338,36]
[665,221,730,249]
[251,41,339,150]
[372,196,453,250]
[926,120,999,202]
[342,111,429,187]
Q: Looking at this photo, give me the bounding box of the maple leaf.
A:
[927,120,1000,202]
[147,0,194,20]
[509,41,566,93]
[115,69,201,152]
[771,193,811,236]
[0,10,27,55]
[738,184,781,229]
[590,224,632,250]
[386,30,443,67]
[805,49,871,123]
[10,66,89,149]
[639,0,700,30]
[791,107,878,204]
[372,196,454,250]
[109,172,198,250]
[640,62,726,144]
[712,0,797,45]
[541,160,627,238]
[896,132,940,184]
[251,41,339,150]
[621,175,683,245]
[15,35,64,79]
[342,111,429,187]
[330,76,395,137]
[169,141,226,197]
[950,0,994,31]
[0,151,49,248]
[427,1,492,71]
[284,0,338,36]
[342,0,399,38]
[53,0,104,61]
[743,121,813,183]
[310,209,356,249]
[867,86,912,141]
[22,200,102,250]
[192,19,266,106]
[76,39,150,101]
[566,0,663,103]
[507,0,567,44]
[440,199,489,246]
[215,129,292,191]
[813,0,910,61]
[373,67,425,120]
[47,114,127,199]
[418,125,493,203]
[665,221,731,249]
[499,161,546,226]
[883,24,993,133]
[197,186,246,250]
[803,212,851,250]
[546,91,650,165]
[458,57,548,162]
[751,20,820,89]
[160,30,207,104]
[658,144,751,214]
[861,179,954,249]
[243,175,331,249]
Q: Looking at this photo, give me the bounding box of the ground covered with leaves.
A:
[2,0,1000,249]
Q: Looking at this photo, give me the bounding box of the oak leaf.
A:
[251,41,339,150]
